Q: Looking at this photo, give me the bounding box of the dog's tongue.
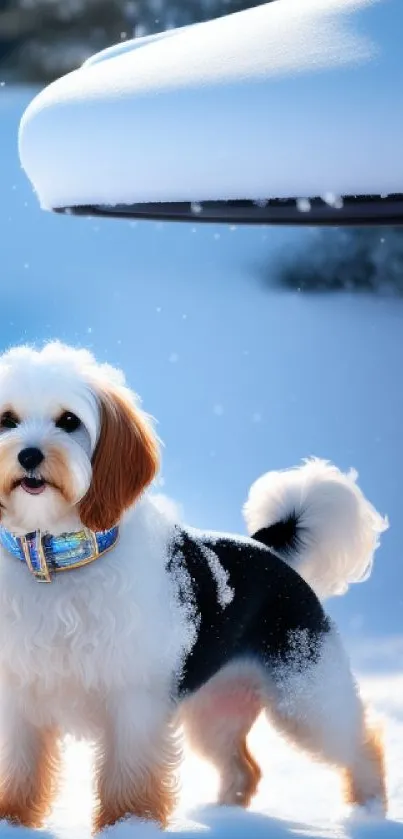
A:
[21,477,46,496]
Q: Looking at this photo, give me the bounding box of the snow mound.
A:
[19,0,403,211]
[1,809,402,839]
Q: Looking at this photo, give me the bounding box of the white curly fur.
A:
[0,343,189,830]
[243,458,388,600]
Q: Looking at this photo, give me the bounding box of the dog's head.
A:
[0,343,159,535]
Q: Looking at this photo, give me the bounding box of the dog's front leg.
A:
[94,688,180,833]
[0,691,60,828]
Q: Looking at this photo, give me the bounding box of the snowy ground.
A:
[1,86,402,838]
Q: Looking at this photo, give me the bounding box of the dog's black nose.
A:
[18,447,44,471]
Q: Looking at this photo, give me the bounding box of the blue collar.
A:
[0,525,119,582]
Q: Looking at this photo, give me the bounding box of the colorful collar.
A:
[0,525,119,582]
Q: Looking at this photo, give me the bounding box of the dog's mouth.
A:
[13,476,47,496]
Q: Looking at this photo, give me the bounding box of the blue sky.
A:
[1,86,403,650]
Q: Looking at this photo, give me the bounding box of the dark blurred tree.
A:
[0,0,270,82]
[267,227,403,296]
[131,1,268,34]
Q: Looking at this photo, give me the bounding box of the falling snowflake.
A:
[322,192,343,209]
[297,198,311,213]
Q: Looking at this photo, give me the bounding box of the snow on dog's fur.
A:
[0,343,388,833]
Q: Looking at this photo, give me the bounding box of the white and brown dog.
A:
[0,342,388,832]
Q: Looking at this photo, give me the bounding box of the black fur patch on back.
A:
[167,527,330,698]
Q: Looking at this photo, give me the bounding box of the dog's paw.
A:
[94,816,164,837]
[346,798,387,824]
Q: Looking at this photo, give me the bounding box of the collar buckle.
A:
[20,533,52,582]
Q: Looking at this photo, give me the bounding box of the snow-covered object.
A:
[18,0,403,217]
[243,458,389,601]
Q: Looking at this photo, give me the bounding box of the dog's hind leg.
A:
[265,627,387,816]
[180,663,263,807]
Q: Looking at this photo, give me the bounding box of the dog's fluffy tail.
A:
[243,458,388,601]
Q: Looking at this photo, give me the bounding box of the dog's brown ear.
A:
[79,386,159,531]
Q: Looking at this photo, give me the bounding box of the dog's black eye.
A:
[55,411,81,433]
[0,411,19,430]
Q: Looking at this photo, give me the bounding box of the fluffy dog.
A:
[0,343,388,831]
